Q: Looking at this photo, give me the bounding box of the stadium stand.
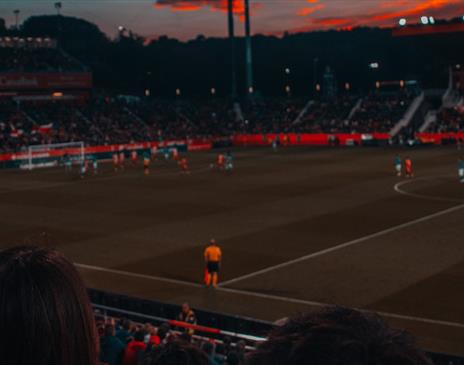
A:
[426,106,464,133]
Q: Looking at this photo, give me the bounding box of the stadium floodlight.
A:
[13,9,20,29]
[285,68,291,75]
[285,85,291,95]
[118,25,125,32]
[145,89,150,97]
[210,87,216,96]
[345,82,351,91]
[369,62,379,69]
[399,18,407,26]
[420,16,429,25]
[248,86,254,94]
[429,16,435,24]
[315,84,321,92]
[175,88,181,96]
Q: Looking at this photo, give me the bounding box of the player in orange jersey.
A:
[204,239,222,288]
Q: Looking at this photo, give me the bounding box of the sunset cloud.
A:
[292,0,464,33]
[154,0,261,17]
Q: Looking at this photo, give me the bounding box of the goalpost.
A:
[25,141,85,170]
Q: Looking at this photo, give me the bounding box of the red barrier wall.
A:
[0,72,93,90]
[416,132,464,145]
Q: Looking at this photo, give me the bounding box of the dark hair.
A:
[246,307,433,365]
[158,323,171,340]
[145,340,209,365]
[134,330,146,342]
[0,246,98,365]
[104,324,116,337]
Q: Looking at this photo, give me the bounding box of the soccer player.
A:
[204,239,222,288]
[112,152,119,172]
[394,155,402,177]
[179,157,190,174]
[131,150,138,165]
[217,153,225,170]
[63,153,72,172]
[92,156,98,175]
[225,151,234,172]
[79,159,88,179]
[119,149,125,171]
[459,158,464,183]
[143,151,150,175]
[172,148,179,161]
[405,157,413,178]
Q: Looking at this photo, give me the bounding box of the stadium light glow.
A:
[285,68,291,75]
[345,82,351,91]
[248,86,254,94]
[375,81,380,89]
[145,89,150,97]
[175,88,181,96]
[399,18,407,26]
[52,92,63,97]
[369,62,379,69]
[210,87,216,95]
[429,16,435,24]
[420,16,429,25]
[285,85,291,94]
[316,84,321,92]
[400,80,405,88]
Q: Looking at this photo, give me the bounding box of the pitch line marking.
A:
[218,203,464,287]
[394,175,464,203]
[75,263,205,289]
[75,262,464,330]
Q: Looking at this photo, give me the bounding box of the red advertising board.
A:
[0,72,92,91]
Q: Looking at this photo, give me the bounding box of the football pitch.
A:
[1,146,464,355]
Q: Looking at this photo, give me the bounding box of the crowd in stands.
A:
[348,93,413,133]
[0,93,419,153]
[0,46,84,72]
[296,96,357,133]
[427,106,464,133]
[0,245,438,365]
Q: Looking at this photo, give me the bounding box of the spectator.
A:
[201,342,221,365]
[157,323,172,344]
[117,318,134,344]
[0,246,98,365]
[144,340,209,365]
[100,324,126,365]
[225,351,240,365]
[178,302,197,335]
[245,307,433,365]
[122,330,147,365]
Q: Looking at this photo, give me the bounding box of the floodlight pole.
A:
[13,10,20,30]
[244,0,254,97]
[227,0,237,98]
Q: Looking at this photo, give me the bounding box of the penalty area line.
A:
[218,203,464,287]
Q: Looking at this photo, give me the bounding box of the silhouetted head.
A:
[246,307,432,365]
[0,246,98,365]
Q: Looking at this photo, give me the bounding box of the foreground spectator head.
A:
[0,246,98,365]
[145,340,209,365]
[246,307,432,365]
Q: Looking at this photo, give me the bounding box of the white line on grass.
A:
[75,262,464,330]
[75,263,205,289]
[218,203,464,287]
[394,176,464,203]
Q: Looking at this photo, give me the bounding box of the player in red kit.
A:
[179,157,190,174]
[405,157,413,178]
[112,152,119,172]
[131,150,138,165]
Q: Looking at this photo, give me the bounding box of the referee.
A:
[204,239,222,288]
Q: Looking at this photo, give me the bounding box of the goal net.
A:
[24,142,85,170]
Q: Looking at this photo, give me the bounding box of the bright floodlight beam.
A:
[244,0,254,97]
[227,0,237,97]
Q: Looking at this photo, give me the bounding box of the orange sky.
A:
[0,0,463,40]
